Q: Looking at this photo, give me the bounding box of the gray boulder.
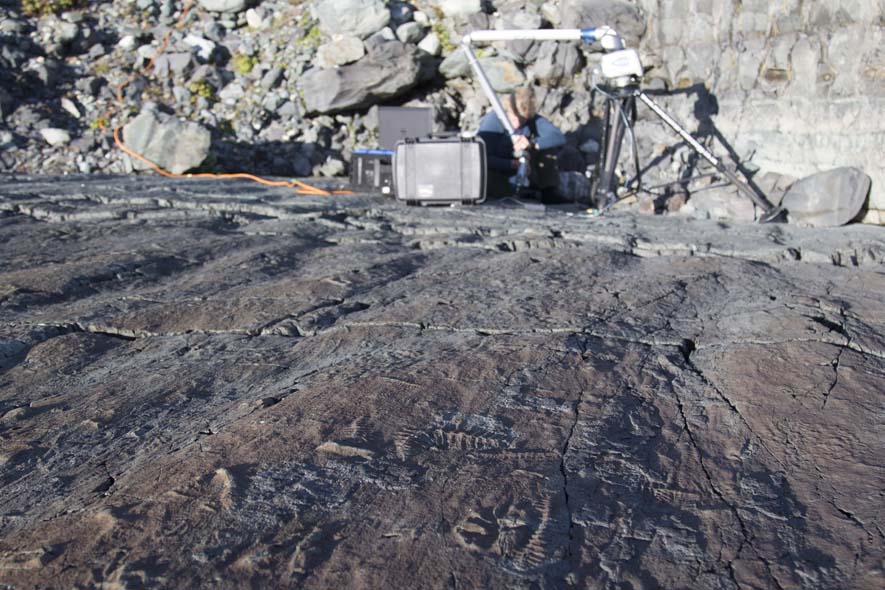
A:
[260,66,284,90]
[559,0,647,47]
[533,41,583,85]
[122,109,211,174]
[153,52,194,78]
[197,0,248,13]
[396,22,424,44]
[299,42,431,114]
[783,167,871,227]
[503,10,544,61]
[439,48,471,79]
[314,0,390,39]
[316,36,366,68]
[478,57,526,93]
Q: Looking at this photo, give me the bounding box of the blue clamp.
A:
[580,28,600,43]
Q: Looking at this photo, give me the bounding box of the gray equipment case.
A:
[393,136,487,205]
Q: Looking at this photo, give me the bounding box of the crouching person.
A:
[476,86,568,203]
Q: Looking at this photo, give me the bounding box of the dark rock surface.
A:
[0,176,883,589]
[299,41,433,114]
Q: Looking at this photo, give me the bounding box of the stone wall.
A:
[633,0,884,218]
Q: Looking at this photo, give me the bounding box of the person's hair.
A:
[506,87,536,122]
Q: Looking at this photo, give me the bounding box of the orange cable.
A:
[114,126,332,194]
[101,1,353,197]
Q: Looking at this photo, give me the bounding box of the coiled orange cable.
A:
[102,0,351,196]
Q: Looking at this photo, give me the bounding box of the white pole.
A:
[463,29,584,43]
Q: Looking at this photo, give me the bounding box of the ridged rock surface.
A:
[0,177,883,589]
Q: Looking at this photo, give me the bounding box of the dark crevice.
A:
[807,315,848,337]
[559,396,579,561]
[680,338,697,364]
[822,347,844,409]
[831,500,870,536]
[93,462,116,496]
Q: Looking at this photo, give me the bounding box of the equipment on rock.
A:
[461,27,782,223]
[351,107,434,194]
[393,136,486,205]
[351,149,395,194]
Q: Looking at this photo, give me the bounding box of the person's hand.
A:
[512,135,531,152]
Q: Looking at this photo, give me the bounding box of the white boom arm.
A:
[462,27,624,134]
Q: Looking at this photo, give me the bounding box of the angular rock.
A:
[413,10,429,26]
[439,48,471,79]
[396,22,424,44]
[299,42,430,114]
[540,1,561,26]
[153,52,194,78]
[478,57,526,93]
[183,34,216,61]
[27,59,60,87]
[363,27,398,53]
[316,36,366,68]
[533,41,583,85]
[314,0,391,40]
[783,167,871,227]
[121,109,211,174]
[432,0,482,17]
[0,17,27,35]
[197,0,248,13]
[260,66,283,90]
[559,0,647,47]
[60,97,80,119]
[117,34,137,51]
[417,32,441,56]
[503,10,544,61]
[38,128,71,147]
[245,7,268,29]
[277,101,299,118]
[319,157,346,177]
[60,22,80,47]
[218,83,245,104]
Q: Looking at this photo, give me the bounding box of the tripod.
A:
[591,84,783,223]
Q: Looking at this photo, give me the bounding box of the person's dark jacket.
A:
[477,111,566,174]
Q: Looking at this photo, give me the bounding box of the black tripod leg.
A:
[593,97,629,209]
[636,91,782,222]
